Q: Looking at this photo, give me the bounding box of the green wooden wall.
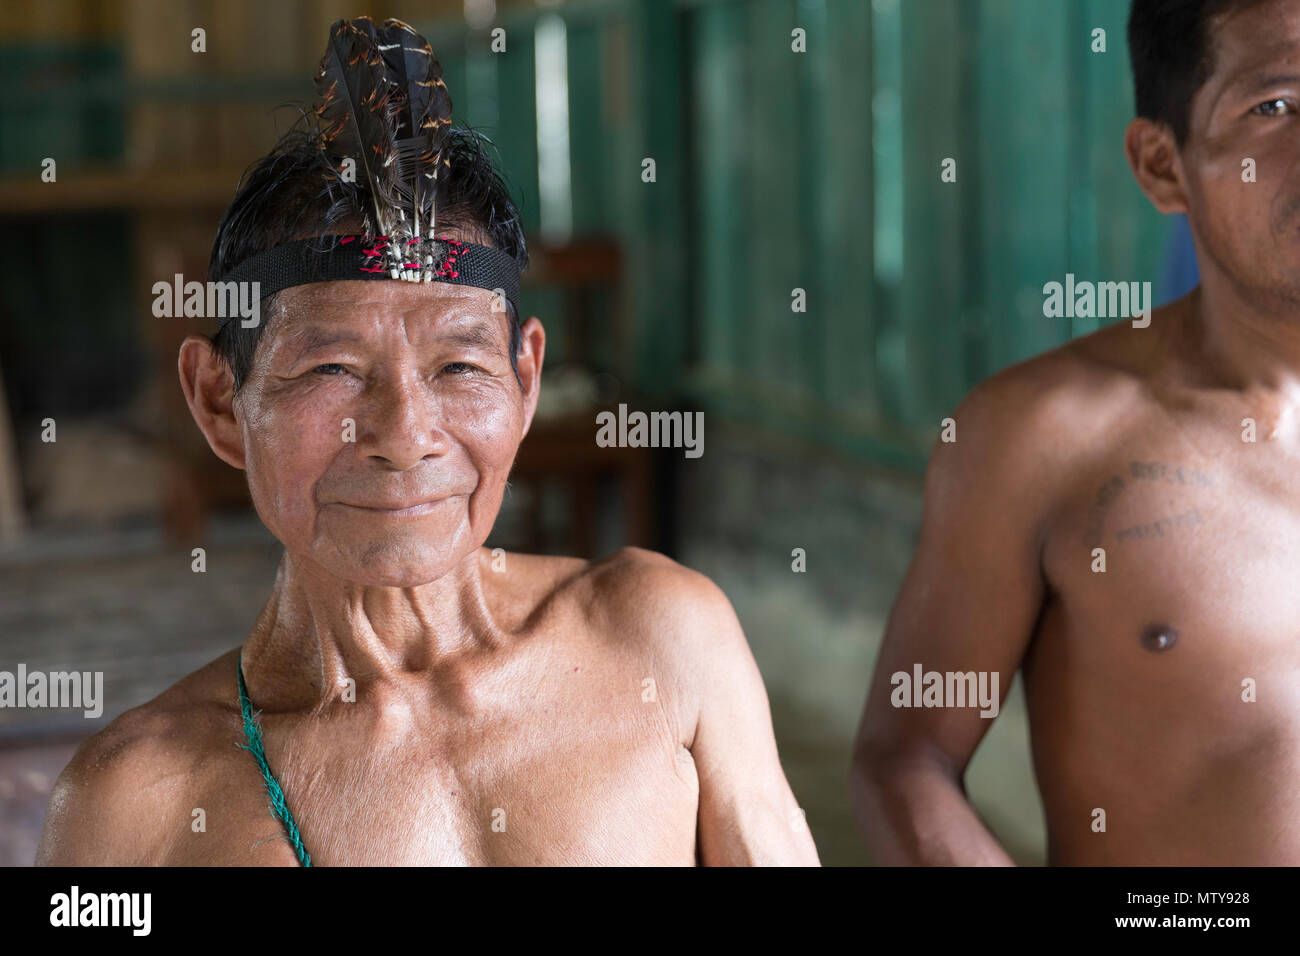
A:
[431,0,1171,472]
[683,0,1168,469]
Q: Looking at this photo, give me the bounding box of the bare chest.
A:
[1030,448,1300,812]
[1017,445,1300,860]
[1041,451,1300,673]
[191,664,700,866]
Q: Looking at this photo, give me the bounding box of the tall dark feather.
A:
[314,19,401,237]
[375,19,454,241]
[314,17,453,277]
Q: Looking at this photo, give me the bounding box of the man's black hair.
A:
[1128,0,1271,146]
[209,119,528,391]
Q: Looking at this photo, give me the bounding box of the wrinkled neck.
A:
[240,547,502,712]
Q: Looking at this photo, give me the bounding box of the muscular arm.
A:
[851,372,1062,865]
[609,549,819,866]
[689,579,819,866]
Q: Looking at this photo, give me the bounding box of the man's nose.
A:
[354,372,450,469]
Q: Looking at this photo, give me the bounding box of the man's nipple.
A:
[1140,623,1178,653]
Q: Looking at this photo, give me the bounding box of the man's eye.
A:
[1253,98,1294,116]
[442,362,475,374]
[313,363,347,375]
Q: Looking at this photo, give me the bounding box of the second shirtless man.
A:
[852,0,1300,865]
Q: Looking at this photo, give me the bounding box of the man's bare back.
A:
[39,547,815,866]
[855,291,1300,865]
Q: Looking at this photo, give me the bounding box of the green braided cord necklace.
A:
[236,649,313,867]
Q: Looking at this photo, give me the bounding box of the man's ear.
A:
[1124,117,1190,215]
[177,334,246,470]
[515,316,546,439]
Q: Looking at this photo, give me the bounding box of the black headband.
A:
[217,235,521,327]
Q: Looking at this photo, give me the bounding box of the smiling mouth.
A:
[338,499,451,517]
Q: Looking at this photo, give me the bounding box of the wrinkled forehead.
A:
[267,279,510,345]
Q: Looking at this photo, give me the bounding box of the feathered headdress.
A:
[315,17,453,280]
[219,17,522,321]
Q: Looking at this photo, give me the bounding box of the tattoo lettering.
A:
[1084,462,1214,547]
[1115,508,1203,542]
[1083,474,1126,549]
[1128,461,1214,487]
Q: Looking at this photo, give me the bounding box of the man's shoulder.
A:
[961,321,1156,438]
[926,308,1186,532]
[947,306,1182,463]
[496,546,738,650]
[37,652,239,865]
[581,546,734,631]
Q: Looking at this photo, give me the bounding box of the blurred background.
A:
[0,0,1189,866]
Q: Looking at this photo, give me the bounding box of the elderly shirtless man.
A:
[853,0,1300,865]
[36,18,816,867]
